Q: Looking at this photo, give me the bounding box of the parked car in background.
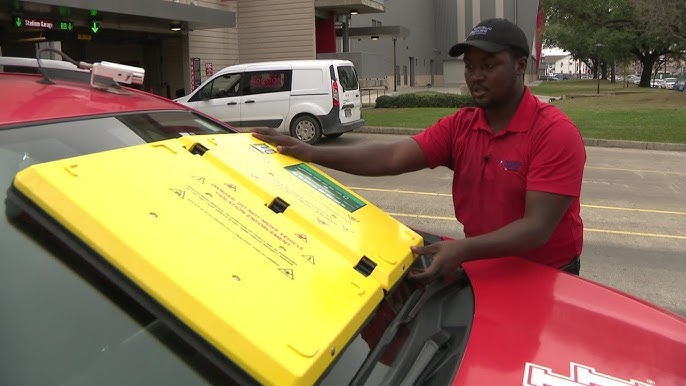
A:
[663,78,678,90]
[651,78,666,88]
[175,59,364,145]
[2,51,686,386]
[674,79,686,92]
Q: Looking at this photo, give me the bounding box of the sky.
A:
[542,47,570,56]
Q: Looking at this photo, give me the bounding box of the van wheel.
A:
[324,133,343,139]
[290,116,322,145]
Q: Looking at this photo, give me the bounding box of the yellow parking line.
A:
[387,212,455,221]
[584,228,686,240]
[351,186,450,197]
[583,204,686,216]
[386,213,686,240]
[351,187,685,216]
[586,166,686,176]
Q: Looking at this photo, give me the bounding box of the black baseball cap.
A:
[449,18,530,57]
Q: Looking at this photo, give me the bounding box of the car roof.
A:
[0,72,186,127]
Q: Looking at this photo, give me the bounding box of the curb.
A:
[355,126,686,152]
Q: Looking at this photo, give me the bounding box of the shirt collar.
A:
[474,87,539,133]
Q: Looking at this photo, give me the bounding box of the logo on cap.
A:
[469,26,492,37]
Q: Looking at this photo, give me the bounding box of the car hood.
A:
[455,257,686,386]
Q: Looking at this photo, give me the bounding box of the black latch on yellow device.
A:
[188,142,209,156]
[267,197,290,214]
[354,256,377,277]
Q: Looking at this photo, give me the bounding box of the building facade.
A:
[0,0,382,97]
[540,53,590,79]
[347,0,541,88]
[1,0,540,98]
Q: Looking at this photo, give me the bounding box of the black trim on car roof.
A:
[0,109,217,132]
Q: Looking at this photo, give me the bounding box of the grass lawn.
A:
[362,80,686,144]
[532,78,632,95]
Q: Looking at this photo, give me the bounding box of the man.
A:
[252,18,586,282]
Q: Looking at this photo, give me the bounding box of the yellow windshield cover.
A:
[12,133,422,385]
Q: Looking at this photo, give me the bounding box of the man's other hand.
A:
[408,240,466,284]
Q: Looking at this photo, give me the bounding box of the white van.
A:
[175,59,364,144]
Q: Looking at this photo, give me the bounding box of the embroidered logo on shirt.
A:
[501,160,522,171]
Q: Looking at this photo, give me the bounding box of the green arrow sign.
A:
[90,21,99,33]
[14,17,22,28]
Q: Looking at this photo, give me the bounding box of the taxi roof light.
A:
[89,61,145,86]
[22,47,146,88]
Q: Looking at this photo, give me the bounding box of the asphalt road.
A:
[313,132,686,317]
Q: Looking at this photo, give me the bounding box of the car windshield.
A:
[1,111,473,385]
[0,110,250,385]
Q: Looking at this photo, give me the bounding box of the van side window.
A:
[337,66,359,92]
[243,70,292,96]
[190,73,241,102]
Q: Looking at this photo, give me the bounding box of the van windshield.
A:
[337,65,359,92]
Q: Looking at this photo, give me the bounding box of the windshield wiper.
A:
[348,288,424,386]
[349,276,461,386]
[397,329,451,386]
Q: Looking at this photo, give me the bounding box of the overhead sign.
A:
[14,17,53,29]
[13,16,74,32]
[59,21,74,31]
[89,20,100,34]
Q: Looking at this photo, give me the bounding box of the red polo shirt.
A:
[412,87,586,268]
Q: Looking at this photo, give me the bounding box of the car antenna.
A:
[35,47,81,84]
[33,48,145,92]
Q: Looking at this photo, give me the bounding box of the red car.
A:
[2,51,685,386]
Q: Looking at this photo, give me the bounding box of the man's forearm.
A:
[459,219,551,262]
[310,143,401,176]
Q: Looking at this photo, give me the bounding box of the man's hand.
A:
[408,240,467,284]
[250,128,313,161]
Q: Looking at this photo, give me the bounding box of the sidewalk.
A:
[358,85,686,152]
[355,126,686,152]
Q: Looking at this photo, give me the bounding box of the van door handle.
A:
[227,102,237,105]
[244,100,256,104]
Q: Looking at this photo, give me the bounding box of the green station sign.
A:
[59,21,74,31]
[12,16,98,34]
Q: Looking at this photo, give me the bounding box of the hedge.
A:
[375,93,475,108]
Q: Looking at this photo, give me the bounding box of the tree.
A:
[627,0,686,43]
[542,0,634,80]
[541,0,685,87]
